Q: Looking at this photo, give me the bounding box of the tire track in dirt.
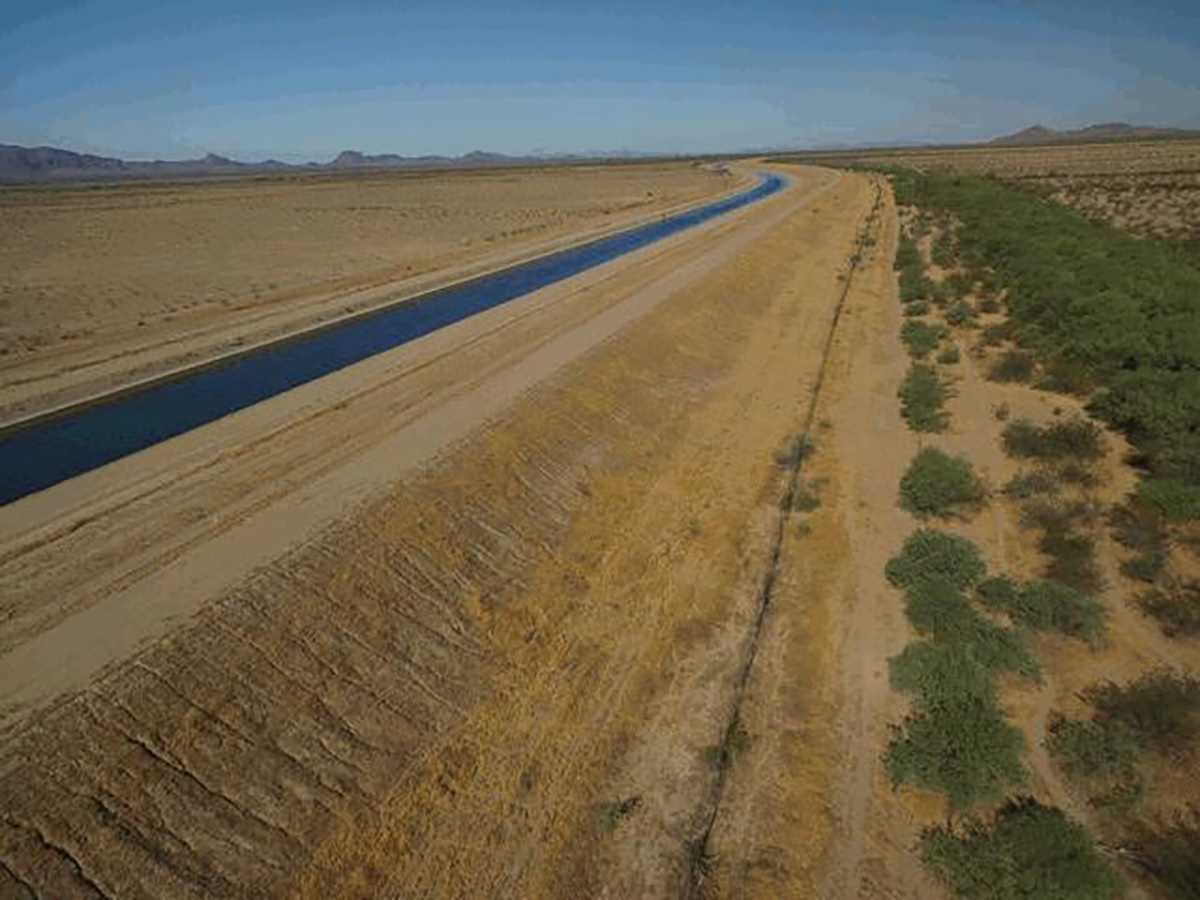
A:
[679,182,885,900]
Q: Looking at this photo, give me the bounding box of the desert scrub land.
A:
[876,168,1200,899]
[0,161,728,362]
[773,138,1200,248]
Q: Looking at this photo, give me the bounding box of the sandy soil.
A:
[0,164,887,897]
[0,162,736,423]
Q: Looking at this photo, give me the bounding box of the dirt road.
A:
[0,163,894,897]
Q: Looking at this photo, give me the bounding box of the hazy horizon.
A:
[3,0,1198,161]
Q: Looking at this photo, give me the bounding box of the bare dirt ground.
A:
[0,164,903,898]
[0,162,736,423]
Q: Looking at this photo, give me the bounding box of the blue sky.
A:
[2,0,1197,160]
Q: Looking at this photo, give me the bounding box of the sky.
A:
[1,0,1198,161]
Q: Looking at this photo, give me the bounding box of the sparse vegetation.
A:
[899,447,986,519]
[946,301,976,328]
[705,715,750,771]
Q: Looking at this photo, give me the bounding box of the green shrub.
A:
[1035,358,1096,397]
[937,344,961,364]
[932,233,958,268]
[979,321,1015,347]
[946,301,977,327]
[895,235,922,272]
[1138,580,1200,637]
[1046,716,1144,809]
[979,297,1002,314]
[1130,809,1200,900]
[921,798,1123,899]
[1121,550,1169,584]
[1038,530,1105,596]
[904,300,931,317]
[886,171,1200,511]
[1085,670,1200,755]
[1002,418,1106,463]
[886,529,987,590]
[898,363,950,433]
[890,640,997,709]
[902,320,949,359]
[1137,478,1200,522]
[899,448,987,519]
[988,579,1106,640]
[1110,502,1169,554]
[1001,470,1058,500]
[988,349,1036,383]
[886,695,1027,811]
[904,580,1041,679]
[976,575,1020,610]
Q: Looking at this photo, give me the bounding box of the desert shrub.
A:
[902,320,948,359]
[929,280,956,307]
[1121,550,1169,584]
[1138,580,1200,637]
[1085,670,1200,755]
[976,575,1021,610]
[899,448,986,519]
[1055,459,1100,487]
[937,344,961,364]
[1130,809,1200,900]
[1046,716,1144,809]
[1002,418,1106,464]
[986,579,1106,640]
[904,300,931,317]
[895,235,922,272]
[979,296,1002,314]
[989,349,1036,383]
[1038,529,1105,595]
[946,301,977,327]
[1110,502,1168,554]
[904,580,1040,679]
[979,321,1015,347]
[886,529,987,591]
[932,232,958,268]
[1137,478,1200,522]
[890,640,997,708]
[921,798,1123,900]
[900,269,936,304]
[1036,358,1095,396]
[886,694,1027,811]
[898,363,950,433]
[889,170,1200,509]
[1001,469,1058,501]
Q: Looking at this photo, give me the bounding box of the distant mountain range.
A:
[990,122,1200,145]
[0,144,661,184]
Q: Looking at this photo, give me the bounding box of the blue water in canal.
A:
[0,173,785,505]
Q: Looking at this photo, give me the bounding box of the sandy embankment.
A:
[0,166,893,897]
[0,162,741,423]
